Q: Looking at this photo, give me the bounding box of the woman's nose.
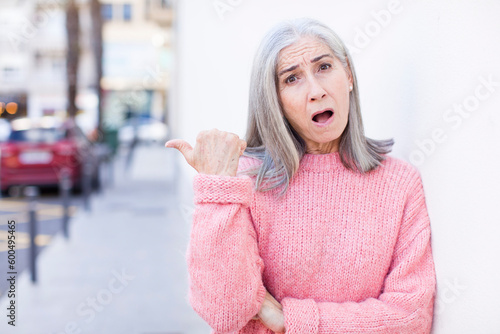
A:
[307,76,327,101]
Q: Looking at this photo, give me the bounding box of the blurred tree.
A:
[90,0,104,134]
[65,0,80,119]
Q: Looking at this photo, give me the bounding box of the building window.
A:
[101,4,113,21]
[123,4,132,21]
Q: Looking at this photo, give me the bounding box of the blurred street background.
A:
[0,143,209,333]
[1,0,500,333]
[0,0,212,333]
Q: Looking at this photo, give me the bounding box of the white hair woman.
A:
[166,18,436,334]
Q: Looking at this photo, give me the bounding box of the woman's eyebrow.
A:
[278,53,334,77]
[278,65,299,77]
[311,53,333,63]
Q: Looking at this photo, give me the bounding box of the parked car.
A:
[0,117,98,193]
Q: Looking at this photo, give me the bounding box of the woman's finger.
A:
[239,139,247,155]
[165,139,194,165]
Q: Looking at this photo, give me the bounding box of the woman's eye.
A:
[319,63,332,71]
[285,75,297,84]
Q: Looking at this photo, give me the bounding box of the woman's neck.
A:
[305,139,339,154]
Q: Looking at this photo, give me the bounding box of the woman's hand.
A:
[165,129,247,177]
[253,290,286,333]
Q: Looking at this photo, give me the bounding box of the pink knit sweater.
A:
[187,152,436,334]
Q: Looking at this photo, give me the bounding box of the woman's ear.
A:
[345,57,354,87]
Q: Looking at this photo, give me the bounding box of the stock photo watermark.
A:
[409,74,498,166]
[46,268,135,334]
[5,220,17,327]
[345,0,403,55]
[213,0,243,21]
[434,277,467,316]
[121,65,169,108]
[5,0,65,52]
[180,203,194,225]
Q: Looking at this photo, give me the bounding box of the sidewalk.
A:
[0,144,210,334]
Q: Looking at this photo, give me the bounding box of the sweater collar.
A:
[299,151,344,172]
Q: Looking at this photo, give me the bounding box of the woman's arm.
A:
[188,173,267,333]
[278,171,436,334]
[167,130,267,333]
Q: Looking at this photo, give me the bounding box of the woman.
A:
[166,18,436,334]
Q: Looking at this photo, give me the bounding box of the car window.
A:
[9,128,64,143]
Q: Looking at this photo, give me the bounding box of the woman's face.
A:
[277,37,352,154]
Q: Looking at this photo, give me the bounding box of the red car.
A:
[0,118,98,193]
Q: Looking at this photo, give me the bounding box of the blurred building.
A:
[0,1,35,121]
[0,0,173,135]
[30,1,73,121]
[0,0,97,134]
[100,0,173,129]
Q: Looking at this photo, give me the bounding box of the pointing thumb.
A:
[165,139,194,164]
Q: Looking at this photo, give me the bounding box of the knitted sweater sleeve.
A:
[187,172,267,333]
[281,169,436,334]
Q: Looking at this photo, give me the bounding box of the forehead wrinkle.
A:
[278,39,331,73]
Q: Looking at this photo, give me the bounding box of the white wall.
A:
[170,1,500,332]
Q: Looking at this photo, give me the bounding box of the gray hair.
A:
[243,18,393,194]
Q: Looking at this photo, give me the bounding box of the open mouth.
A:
[312,109,334,124]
